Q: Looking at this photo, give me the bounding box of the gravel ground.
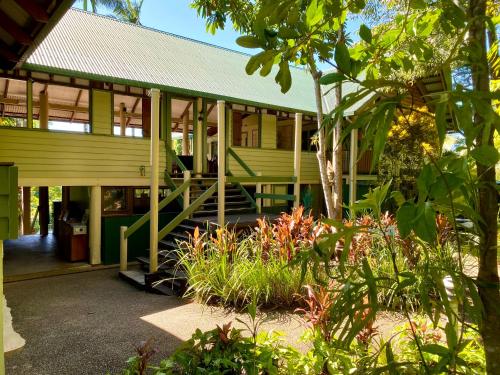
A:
[4,268,409,375]
[4,268,305,375]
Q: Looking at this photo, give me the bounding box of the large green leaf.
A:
[413,202,437,243]
[434,98,448,150]
[245,51,276,75]
[371,103,396,171]
[359,24,372,43]
[236,35,263,49]
[275,61,292,93]
[396,202,416,238]
[335,42,351,74]
[421,344,450,357]
[319,72,344,85]
[470,145,499,167]
[416,164,435,200]
[305,0,323,27]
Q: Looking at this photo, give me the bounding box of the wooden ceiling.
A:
[0,0,73,70]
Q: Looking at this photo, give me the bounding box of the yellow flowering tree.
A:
[378,107,438,198]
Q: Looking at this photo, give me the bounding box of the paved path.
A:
[4,268,305,375]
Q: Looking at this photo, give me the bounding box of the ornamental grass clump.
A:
[177,207,325,308]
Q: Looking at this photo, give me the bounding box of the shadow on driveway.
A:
[5,268,186,375]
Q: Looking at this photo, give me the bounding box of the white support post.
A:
[149,88,160,273]
[39,90,48,129]
[182,112,190,156]
[183,170,191,211]
[256,172,262,214]
[26,80,33,129]
[217,100,226,227]
[119,102,126,136]
[195,98,203,176]
[89,185,102,265]
[263,185,272,208]
[120,226,128,271]
[349,128,358,215]
[293,113,303,209]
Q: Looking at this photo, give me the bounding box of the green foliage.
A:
[28,186,62,233]
[178,208,321,307]
[84,0,144,24]
[186,0,498,371]
[0,117,17,127]
[377,107,439,200]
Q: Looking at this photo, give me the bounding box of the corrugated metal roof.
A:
[24,9,317,112]
[24,9,366,115]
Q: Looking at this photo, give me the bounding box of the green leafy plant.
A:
[178,208,322,308]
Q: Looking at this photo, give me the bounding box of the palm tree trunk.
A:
[468,0,500,373]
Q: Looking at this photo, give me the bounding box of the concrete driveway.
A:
[4,268,305,375]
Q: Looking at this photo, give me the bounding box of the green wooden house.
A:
[0,8,448,290]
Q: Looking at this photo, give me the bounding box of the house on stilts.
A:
[0,8,449,293]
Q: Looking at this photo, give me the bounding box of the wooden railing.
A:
[119,178,191,271]
[169,149,188,172]
[227,147,256,208]
[158,181,218,241]
[227,147,296,207]
[164,171,184,207]
[227,147,256,177]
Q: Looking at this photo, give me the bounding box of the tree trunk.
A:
[469,0,500,373]
[310,65,335,218]
[331,27,345,221]
[332,78,343,221]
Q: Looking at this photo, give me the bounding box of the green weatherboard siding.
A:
[0,165,18,241]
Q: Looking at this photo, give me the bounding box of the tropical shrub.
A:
[121,303,307,375]
[178,207,325,308]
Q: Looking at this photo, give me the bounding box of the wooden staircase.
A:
[119,180,256,295]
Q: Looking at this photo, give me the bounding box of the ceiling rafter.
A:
[126,97,141,126]
[69,89,83,122]
[0,10,33,45]
[180,101,192,119]
[15,0,49,23]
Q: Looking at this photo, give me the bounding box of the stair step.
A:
[150,282,178,296]
[190,188,240,196]
[166,231,191,241]
[176,223,202,233]
[158,239,180,249]
[200,200,249,209]
[190,194,248,203]
[145,271,182,295]
[137,256,177,270]
[119,270,145,289]
[194,206,256,216]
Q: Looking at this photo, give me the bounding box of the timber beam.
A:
[16,0,49,23]
[0,10,32,45]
